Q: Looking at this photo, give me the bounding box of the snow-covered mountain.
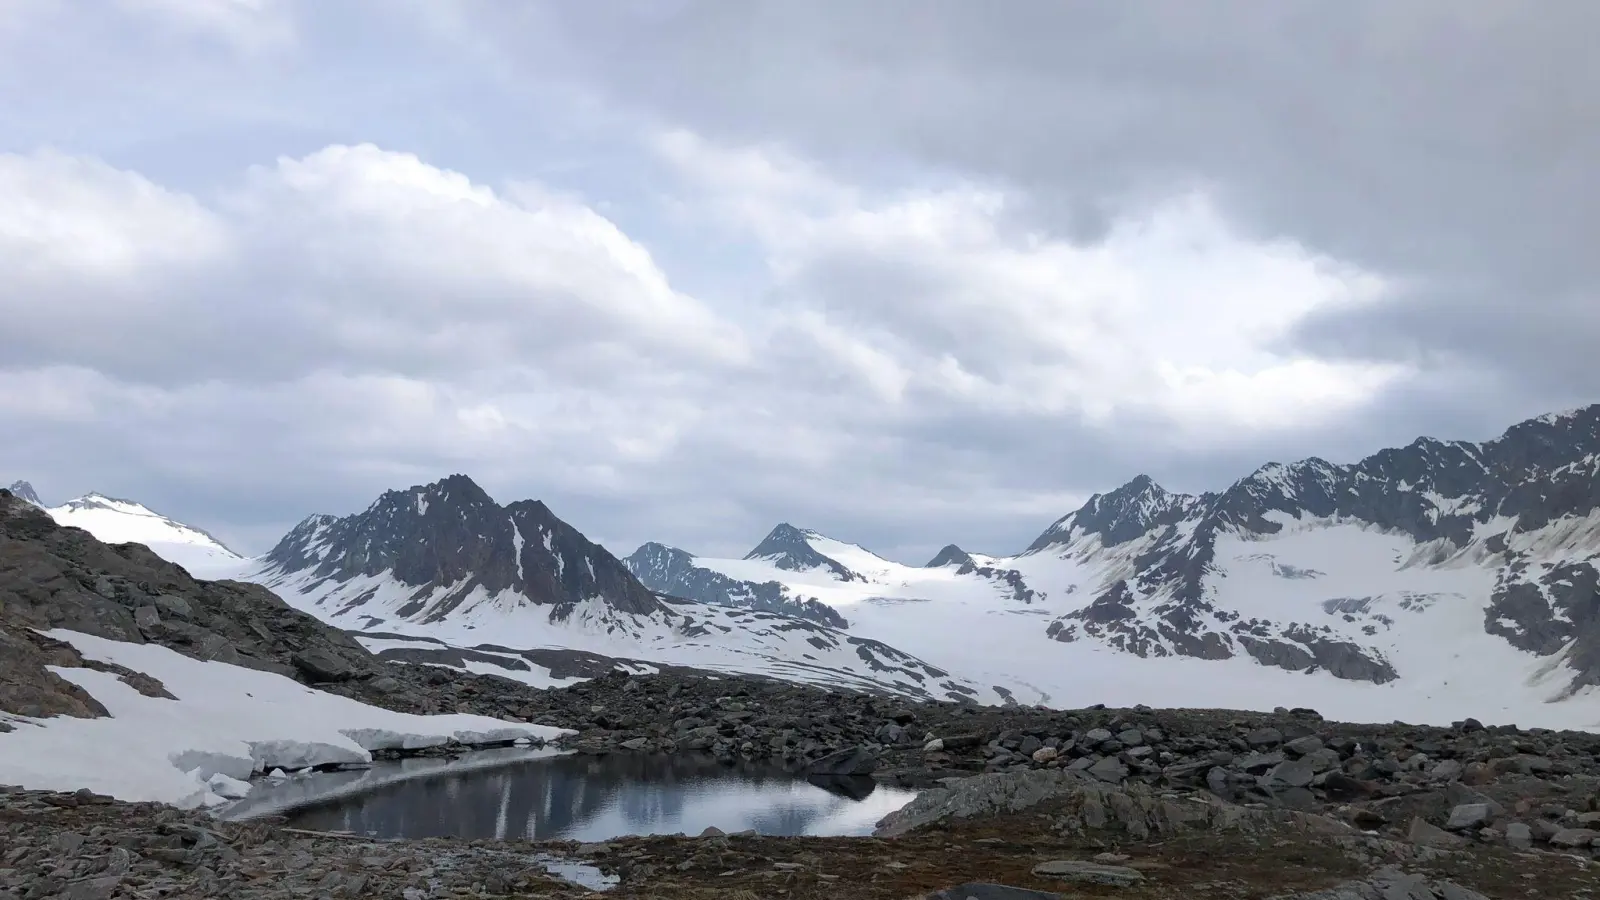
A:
[8,484,246,574]
[623,406,1600,730]
[7,480,42,506]
[622,542,848,627]
[244,475,994,704]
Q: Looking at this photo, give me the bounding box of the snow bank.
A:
[0,630,571,808]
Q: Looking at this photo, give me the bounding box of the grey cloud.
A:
[481,0,1600,403]
[3,0,1595,566]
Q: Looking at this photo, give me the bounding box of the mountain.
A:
[257,473,661,626]
[7,480,41,506]
[623,542,848,627]
[743,524,868,582]
[31,490,244,575]
[624,404,1600,730]
[1027,407,1600,701]
[246,475,994,703]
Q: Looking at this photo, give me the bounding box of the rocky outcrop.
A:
[624,541,848,627]
[0,488,385,720]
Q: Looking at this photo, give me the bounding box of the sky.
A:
[1,0,1596,563]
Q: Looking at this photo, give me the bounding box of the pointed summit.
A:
[260,473,661,623]
[924,544,975,569]
[1028,474,1196,552]
[744,523,864,582]
[6,480,41,506]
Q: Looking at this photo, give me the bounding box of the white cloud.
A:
[0,149,227,280]
[653,130,1408,439]
[0,143,747,387]
[0,132,1425,559]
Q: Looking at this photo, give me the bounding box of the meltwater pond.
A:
[223,749,918,842]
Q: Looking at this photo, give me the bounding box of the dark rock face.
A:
[624,542,848,627]
[6,480,42,506]
[1027,405,1600,693]
[1028,474,1198,552]
[260,474,661,623]
[743,523,865,582]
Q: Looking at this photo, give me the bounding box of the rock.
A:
[1031,747,1058,764]
[806,745,877,776]
[619,737,649,751]
[1266,759,1315,789]
[1444,803,1491,831]
[1406,816,1468,849]
[1245,727,1283,748]
[1505,821,1533,850]
[1548,827,1598,849]
[291,648,355,683]
[1087,756,1128,783]
[924,738,946,753]
[1429,759,1464,782]
[1031,860,1143,887]
[1283,735,1324,757]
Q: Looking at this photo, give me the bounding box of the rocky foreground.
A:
[4,713,1598,900]
[6,670,1600,898]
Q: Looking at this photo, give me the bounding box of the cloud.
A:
[0,133,1410,559]
[474,1,1600,419]
[0,144,746,388]
[654,129,1405,440]
[2,2,1594,565]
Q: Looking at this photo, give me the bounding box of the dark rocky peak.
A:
[363,473,498,523]
[1480,403,1600,478]
[261,475,660,621]
[924,544,974,568]
[624,542,696,579]
[6,481,41,506]
[744,523,864,582]
[1028,475,1196,552]
[502,499,660,618]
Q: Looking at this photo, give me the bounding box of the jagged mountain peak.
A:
[743,522,865,582]
[365,473,498,517]
[6,480,42,506]
[258,475,661,624]
[925,543,974,568]
[1028,474,1197,552]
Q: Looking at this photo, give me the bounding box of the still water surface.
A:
[224,749,917,842]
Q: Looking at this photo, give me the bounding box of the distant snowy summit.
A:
[623,541,848,627]
[743,523,869,582]
[6,480,42,506]
[2,481,243,575]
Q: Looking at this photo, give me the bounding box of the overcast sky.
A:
[1,1,1595,562]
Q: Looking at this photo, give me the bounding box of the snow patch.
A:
[0,631,569,807]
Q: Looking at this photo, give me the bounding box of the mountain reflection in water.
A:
[242,751,918,842]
